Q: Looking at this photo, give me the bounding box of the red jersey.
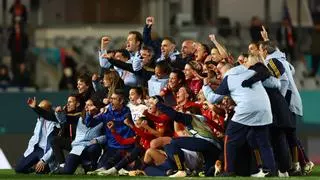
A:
[143,111,173,137]
[112,126,155,150]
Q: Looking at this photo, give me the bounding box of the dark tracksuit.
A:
[266,56,300,164]
[244,62,294,173]
[52,112,81,164]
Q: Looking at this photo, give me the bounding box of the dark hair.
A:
[199,43,210,54]
[141,45,154,57]
[151,95,164,103]
[129,31,143,48]
[69,93,81,102]
[77,73,92,87]
[155,60,171,75]
[163,37,176,45]
[205,60,218,66]
[171,69,186,84]
[115,49,131,60]
[185,106,202,115]
[181,86,195,101]
[187,61,203,75]
[114,89,126,101]
[130,87,144,99]
[259,41,276,54]
[240,52,249,58]
[90,92,105,110]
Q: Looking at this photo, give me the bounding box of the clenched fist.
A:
[101,36,111,50]
[146,16,154,27]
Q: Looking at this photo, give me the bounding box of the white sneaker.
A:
[303,161,314,174]
[278,170,289,177]
[118,168,129,176]
[293,162,301,171]
[251,168,270,178]
[87,167,106,175]
[169,170,187,177]
[97,167,118,176]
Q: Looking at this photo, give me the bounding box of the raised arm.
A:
[108,58,134,73]
[98,37,113,69]
[242,63,271,88]
[143,110,170,124]
[27,97,58,122]
[209,34,228,59]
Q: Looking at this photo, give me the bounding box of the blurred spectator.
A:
[8,23,29,78]
[0,64,11,89]
[59,50,77,90]
[59,67,77,90]
[11,63,32,87]
[308,23,320,77]
[250,16,264,42]
[9,0,28,25]
[276,18,296,61]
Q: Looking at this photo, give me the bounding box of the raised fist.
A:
[124,118,133,128]
[107,121,114,129]
[209,34,216,42]
[101,36,111,50]
[146,16,154,27]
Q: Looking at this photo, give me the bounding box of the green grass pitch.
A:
[0,166,319,180]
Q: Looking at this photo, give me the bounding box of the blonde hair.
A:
[104,69,125,98]
[246,55,263,66]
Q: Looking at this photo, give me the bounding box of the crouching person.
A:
[57,96,104,174]
[15,97,60,174]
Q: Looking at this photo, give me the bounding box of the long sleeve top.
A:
[85,105,135,149]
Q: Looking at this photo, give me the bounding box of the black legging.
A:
[165,137,220,176]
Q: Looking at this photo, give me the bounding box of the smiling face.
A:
[102,74,112,88]
[77,80,89,94]
[176,87,189,104]
[181,40,195,59]
[184,64,194,80]
[66,96,78,112]
[84,99,94,112]
[168,72,180,89]
[161,39,174,58]
[248,43,259,56]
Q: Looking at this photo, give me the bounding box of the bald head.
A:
[220,63,232,77]
[181,40,195,58]
[38,100,52,112]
